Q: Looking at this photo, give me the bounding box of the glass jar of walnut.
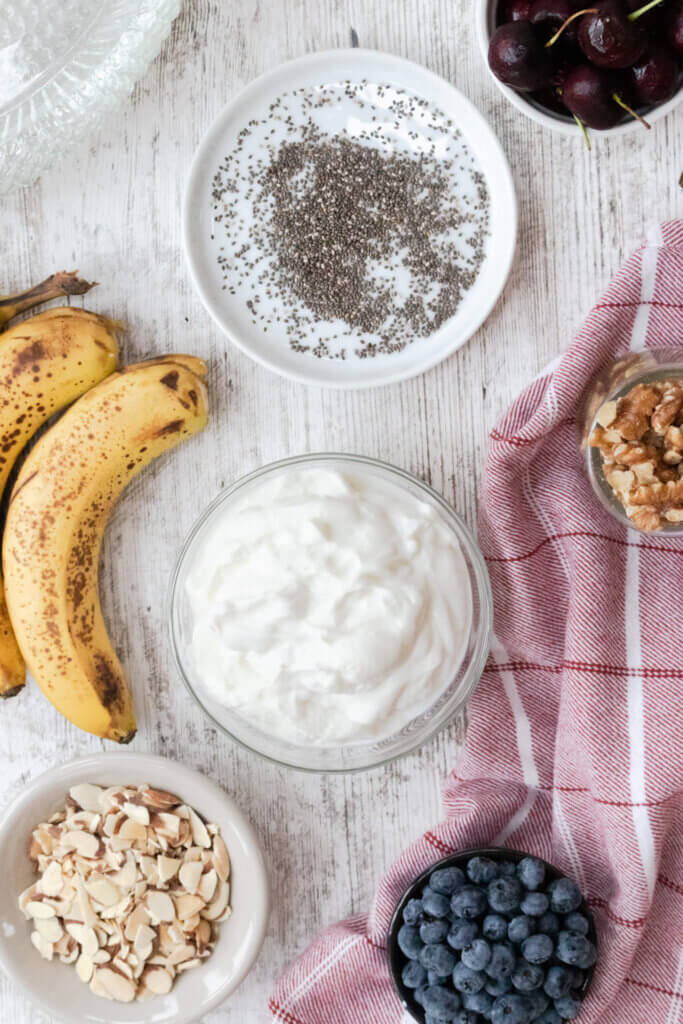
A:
[585,351,683,533]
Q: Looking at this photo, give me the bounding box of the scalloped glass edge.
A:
[0,0,181,195]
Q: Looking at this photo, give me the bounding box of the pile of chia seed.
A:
[210,81,490,360]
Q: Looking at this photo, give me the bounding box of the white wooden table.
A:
[1,1,681,1021]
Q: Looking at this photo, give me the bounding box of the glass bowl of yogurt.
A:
[169,454,492,772]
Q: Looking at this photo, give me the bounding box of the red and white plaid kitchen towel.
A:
[269,220,683,1024]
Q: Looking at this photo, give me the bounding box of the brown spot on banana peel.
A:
[160,371,179,390]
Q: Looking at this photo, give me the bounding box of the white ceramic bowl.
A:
[183,48,517,389]
[0,753,269,1024]
[476,0,683,137]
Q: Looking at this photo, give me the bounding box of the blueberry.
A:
[453,1013,480,1024]
[553,995,582,1019]
[447,919,477,946]
[422,985,462,1019]
[520,892,550,917]
[424,889,454,919]
[498,861,518,877]
[517,963,547,993]
[467,856,500,884]
[428,969,448,985]
[508,915,536,943]
[462,938,492,972]
[547,878,582,915]
[528,990,551,1018]
[522,934,554,964]
[420,943,457,976]
[568,969,585,990]
[463,989,494,1016]
[483,914,509,941]
[397,924,423,959]
[543,966,573,999]
[563,912,589,936]
[556,931,596,969]
[414,985,428,1007]
[488,877,523,913]
[403,898,425,926]
[421,919,450,945]
[402,960,428,989]
[430,866,466,894]
[486,975,513,996]
[453,962,487,994]
[486,942,516,979]
[425,1015,444,1024]
[536,1010,562,1024]
[452,885,488,920]
[538,912,560,936]
[491,993,534,1024]
[517,857,546,891]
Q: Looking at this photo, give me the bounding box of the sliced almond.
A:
[118,819,147,842]
[199,868,217,904]
[62,830,100,858]
[145,890,175,924]
[90,971,113,1000]
[26,900,56,920]
[96,967,136,1003]
[212,835,230,882]
[85,877,120,907]
[174,893,205,920]
[122,801,150,826]
[39,861,64,897]
[152,812,181,837]
[18,884,39,914]
[76,953,94,983]
[69,784,104,813]
[92,949,111,964]
[30,930,54,960]
[187,807,211,849]
[111,851,137,891]
[35,916,64,943]
[178,861,203,895]
[67,811,101,833]
[140,787,181,812]
[123,902,150,941]
[177,956,201,972]
[113,956,134,980]
[166,943,197,967]
[201,879,230,921]
[157,855,180,884]
[143,965,174,994]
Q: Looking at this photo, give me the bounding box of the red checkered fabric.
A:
[269,220,683,1024]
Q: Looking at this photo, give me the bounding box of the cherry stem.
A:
[628,0,663,20]
[612,92,652,129]
[573,114,592,150]
[545,7,597,46]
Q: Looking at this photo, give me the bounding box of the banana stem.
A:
[0,271,97,330]
[628,0,662,19]
[545,7,597,46]
[612,92,652,128]
[573,114,592,150]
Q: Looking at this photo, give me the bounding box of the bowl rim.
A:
[182,45,518,390]
[168,452,493,774]
[0,752,270,1024]
[387,846,598,1023]
[475,0,683,137]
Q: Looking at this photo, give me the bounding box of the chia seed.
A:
[210,80,490,360]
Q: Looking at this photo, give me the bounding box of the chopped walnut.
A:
[589,377,683,531]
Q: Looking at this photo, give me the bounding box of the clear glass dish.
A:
[168,453,493,773]
[584,350,683,535]
[0,0,180,195]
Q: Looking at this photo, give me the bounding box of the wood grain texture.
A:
[0,0,681,1020]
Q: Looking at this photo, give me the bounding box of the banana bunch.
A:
[0,275,209,743]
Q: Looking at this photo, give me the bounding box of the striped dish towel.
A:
[268,220,683,1024]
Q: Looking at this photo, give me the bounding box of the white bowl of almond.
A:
[0,753,269,1023]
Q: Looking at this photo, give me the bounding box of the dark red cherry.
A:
[578,0,647,68]
[488,22,555,89]
[666,1,683,56]
[561,64,624,126]
[531,0,585,41]
[500,0,535,22]
[629,46,680,104]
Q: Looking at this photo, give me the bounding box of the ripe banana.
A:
[0,307,119,697]
[3,357,209,742]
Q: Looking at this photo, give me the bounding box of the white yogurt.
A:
[185,466,472,745]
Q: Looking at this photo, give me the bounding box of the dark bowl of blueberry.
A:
[388,847,598,1024]
[475,0,682,139]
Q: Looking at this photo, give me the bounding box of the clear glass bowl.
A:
[168,454,493,773]
[0,0,180,195]
[584,350,683,535]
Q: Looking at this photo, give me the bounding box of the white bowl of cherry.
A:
[476,0,683,139]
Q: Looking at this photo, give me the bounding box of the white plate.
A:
[0,753,269,1024]
[183,48,517,389]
